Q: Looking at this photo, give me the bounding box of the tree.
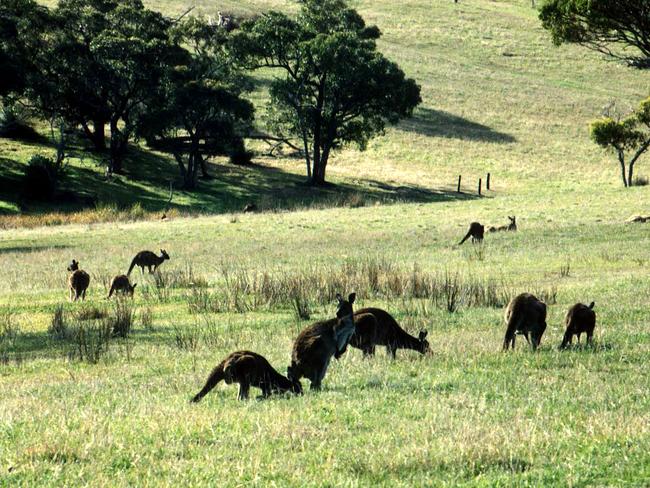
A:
[28,0,180,173]
[590,98,650,187]
[233,0,421,185]
[540,0,650,68]
[139,17,254,190]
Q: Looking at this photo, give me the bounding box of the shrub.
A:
[49,305,68,339]
[0,103,39,140]
[110,299,134,338]
[23,154,63,201]
[67,320,113,363]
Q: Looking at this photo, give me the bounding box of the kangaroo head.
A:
[160,249,170,260]
[289,376,303,395]
[335,293,356,321]
[67,260,79,272]
[335,293,356,351]
[531,321,547,348]
[418,330,430,354]
[508,216,516,223]
[286,364,297,382]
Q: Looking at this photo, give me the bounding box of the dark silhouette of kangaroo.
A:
[67,260,90,301]
[459,222,484,245]
[560,302,596,349]
[127,249,169,275]
[191,351,302,402]
[503,293,547,351]
[488,216,517,232]
[107,275,137,299]
[288,293,356,390]
[345,308,429,358]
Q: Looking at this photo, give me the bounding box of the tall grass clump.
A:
[49,305,68,339]
[109,299,134,338]
[66,320,113,364]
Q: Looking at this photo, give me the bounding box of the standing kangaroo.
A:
[107,275,137,299]
[127,249,169,275]
[459,222,485,245]
[288,293,357,391]
[560,302,596,349]
[191,351,302,402]
[67,260,90,301]
[503,293,547,351]
[346,308,429,358]
[488,216,517,232]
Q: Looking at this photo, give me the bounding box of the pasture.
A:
[2,0,650,486]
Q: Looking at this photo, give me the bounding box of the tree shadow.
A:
[398,107,516,143]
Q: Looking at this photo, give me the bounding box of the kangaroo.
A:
[335,312,378,358]
[191,351,302,402]
[288,293,356,391]
[503,293,547,351]
[488,216,517,232]
[67,260,90,301]
[560,302,596,349]
[459,222,484,245]
[107,275,137,299]
[127,249,169,275]
[348,308,429,358]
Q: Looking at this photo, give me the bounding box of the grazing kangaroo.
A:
[127,249,169,275]
[191,351,302,402]
[288,293,357,390]
[67,260,90,301]
[488,216,517,232]
[560,302,596,349]
[503,293,547,351]
[459,222,485,245]
[348,308,429,358]
[107,275,137,299]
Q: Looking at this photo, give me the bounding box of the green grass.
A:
[2,0,650,485]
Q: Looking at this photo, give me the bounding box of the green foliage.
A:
[234,0,421,184]
[540,0,650,68]
[590,97,650,187]
[22,154,65,200]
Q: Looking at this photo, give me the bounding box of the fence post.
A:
[478,178,482,196]
[457,175,462,193]
[486,172,490,190]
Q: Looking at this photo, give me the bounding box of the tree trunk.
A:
[92,119,106,150]
[618,150,628,187]
[198,154,213,179]
[109,119,123,174]
[628,139,650,186]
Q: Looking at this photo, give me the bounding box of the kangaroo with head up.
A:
[560,302,596,349]
[503,293,547,351]
[67,260,90,301]
[488,216,517,232]
[459,222,484,245]
[191,350,302,402]
[288,293,356,391]
[107,275,137,299]
[344,308,429,358]
[127,249,169,275]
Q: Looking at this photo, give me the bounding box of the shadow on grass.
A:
[398,107,516,144]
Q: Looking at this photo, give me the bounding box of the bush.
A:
[23,155,62,201]
[0,103,39,140]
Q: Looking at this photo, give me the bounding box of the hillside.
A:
[1,1,650,486]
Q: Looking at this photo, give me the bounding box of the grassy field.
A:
[2,0,650,486]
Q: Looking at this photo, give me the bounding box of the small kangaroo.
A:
[127,249,170,275]
[107,274,137,299]
[67,260,90,301]
[288,293,357,391]
[459,222,485,245]
[347,308,429,358]
[560,302,596,349]
[191,351,302,402]
[503,293,547,351]
[488,216,517,232]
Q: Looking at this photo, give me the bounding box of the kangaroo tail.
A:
[588,301,595,309]
[190,362,226,403]
[127,257,137,276]
[459,230,472,245]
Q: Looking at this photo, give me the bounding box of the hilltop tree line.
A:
[0,0,421,190]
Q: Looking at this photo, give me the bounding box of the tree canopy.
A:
[233,0,421,185]
[540,0,650,68]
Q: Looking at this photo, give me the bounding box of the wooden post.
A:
[486,172,490,190]
[478,178,482,196]
[457,175,462,193]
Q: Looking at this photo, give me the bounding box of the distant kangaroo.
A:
[560,302,596,349]
[346,308,429,358]
[488,216,517,232]
[191,351,302,402]
[288,293,357,390]
[127,249,169,275]
[107,275,137,299]
[67,260,90,301]
[459,222,485,245]
[503,293,547,351]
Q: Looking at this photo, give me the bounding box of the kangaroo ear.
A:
[132,283,137,289]
[419,330,428,341]
[588,301,595,309]
[348,292,356,304]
